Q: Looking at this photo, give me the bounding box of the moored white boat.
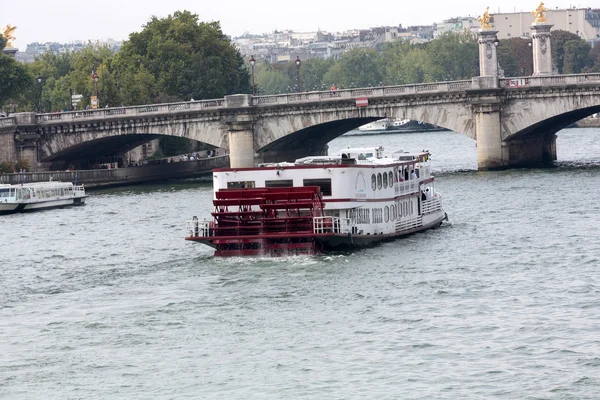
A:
[358,118,392,132]
[0,181,87,215]
[185,146,447,257]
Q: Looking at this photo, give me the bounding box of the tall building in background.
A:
[492,8,600,45]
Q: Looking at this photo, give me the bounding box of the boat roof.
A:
[0,181,76,189]
[256,147,430,168]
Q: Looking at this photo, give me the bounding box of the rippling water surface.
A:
[1,128,599,399]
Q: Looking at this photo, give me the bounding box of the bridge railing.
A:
[252,80,473,106]
[0,117,15,128]
[501,73,600,89]
[36,98,226,123]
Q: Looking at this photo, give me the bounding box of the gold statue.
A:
[532,2,548,23]
[2,24,17,48]
[478,7,493,29]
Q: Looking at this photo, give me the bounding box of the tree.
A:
[0,38,33,111]
[562,40,593,74]
[118,10,250,102]
[254,62,292,94]
[497,38,534,76]
[300,58,334,91]
[551,30,586,73]
[322,48,381,89]
[422,30,479,81]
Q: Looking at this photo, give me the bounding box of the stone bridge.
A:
[1,21,600,170]
[1,73,599,170]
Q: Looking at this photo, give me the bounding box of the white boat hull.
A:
[0,197,86,215]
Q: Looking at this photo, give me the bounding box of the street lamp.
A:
[36,74,42,112]
[295,56,301,93]
[94,73,99,107]
[249,55,256,95]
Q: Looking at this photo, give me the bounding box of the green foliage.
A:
[14,159,30,172]
[422,31,478,81]
[0,53,33,110]
[562,40,593,74]
[301,58,334,91]
[497,38,534,77]
[551,30,587,73]
[118,10,250,101]
[323,48,381,89]
[254,62,292,94]
[0,161,13,173]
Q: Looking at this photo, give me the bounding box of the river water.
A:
[1,128,599,399]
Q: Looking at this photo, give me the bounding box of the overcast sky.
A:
[3,0,589,50]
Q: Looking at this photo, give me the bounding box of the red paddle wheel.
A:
[187,186,325,256]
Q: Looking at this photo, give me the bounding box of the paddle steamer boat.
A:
[0,181,87,215]
[185,146,447,256]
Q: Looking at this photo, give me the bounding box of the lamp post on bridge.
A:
[295,56,301,93]
[94,73,99,105]
[249,55,256,95]
[36,74,42,112]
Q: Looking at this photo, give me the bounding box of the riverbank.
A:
[0,155,229,189]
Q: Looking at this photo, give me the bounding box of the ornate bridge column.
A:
[478,29,499,78]
[474,101,507,170]
[531,23,553,75]
[224,95,255,168]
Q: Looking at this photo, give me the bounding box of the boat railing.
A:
[395,180,420,195]
[313,216,352,234]
[186,219,211,238]
[421,196,442,214]
[396,215,423,232]
[73,185,86,194]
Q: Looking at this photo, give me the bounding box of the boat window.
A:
[16,189,22,201]
[390,205,395,221]
[394,168,399,183]
[382,172,388,188]
[0,189,9,198]
[410,201,414,215]
[303,178,332,196]
[377,173,382,190]
[265,179,293,188]
[389,171,394,185]
[227,181,255,189]
[371,174,376,191]
[384,206,389,222]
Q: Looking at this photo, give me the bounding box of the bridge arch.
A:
[253,98,475,162]
[37,116,227,165]
[502,88,600,141]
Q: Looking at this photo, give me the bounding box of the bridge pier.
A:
[226,121,255,168]
[474,101,507,170]
[506,134,557,167]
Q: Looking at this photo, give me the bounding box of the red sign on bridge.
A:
[355,97,369,107]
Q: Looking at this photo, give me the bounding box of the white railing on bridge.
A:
[251,79,474,106]
[0,117,15,128]
[35,98,226,123]
[501,73,600,89]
